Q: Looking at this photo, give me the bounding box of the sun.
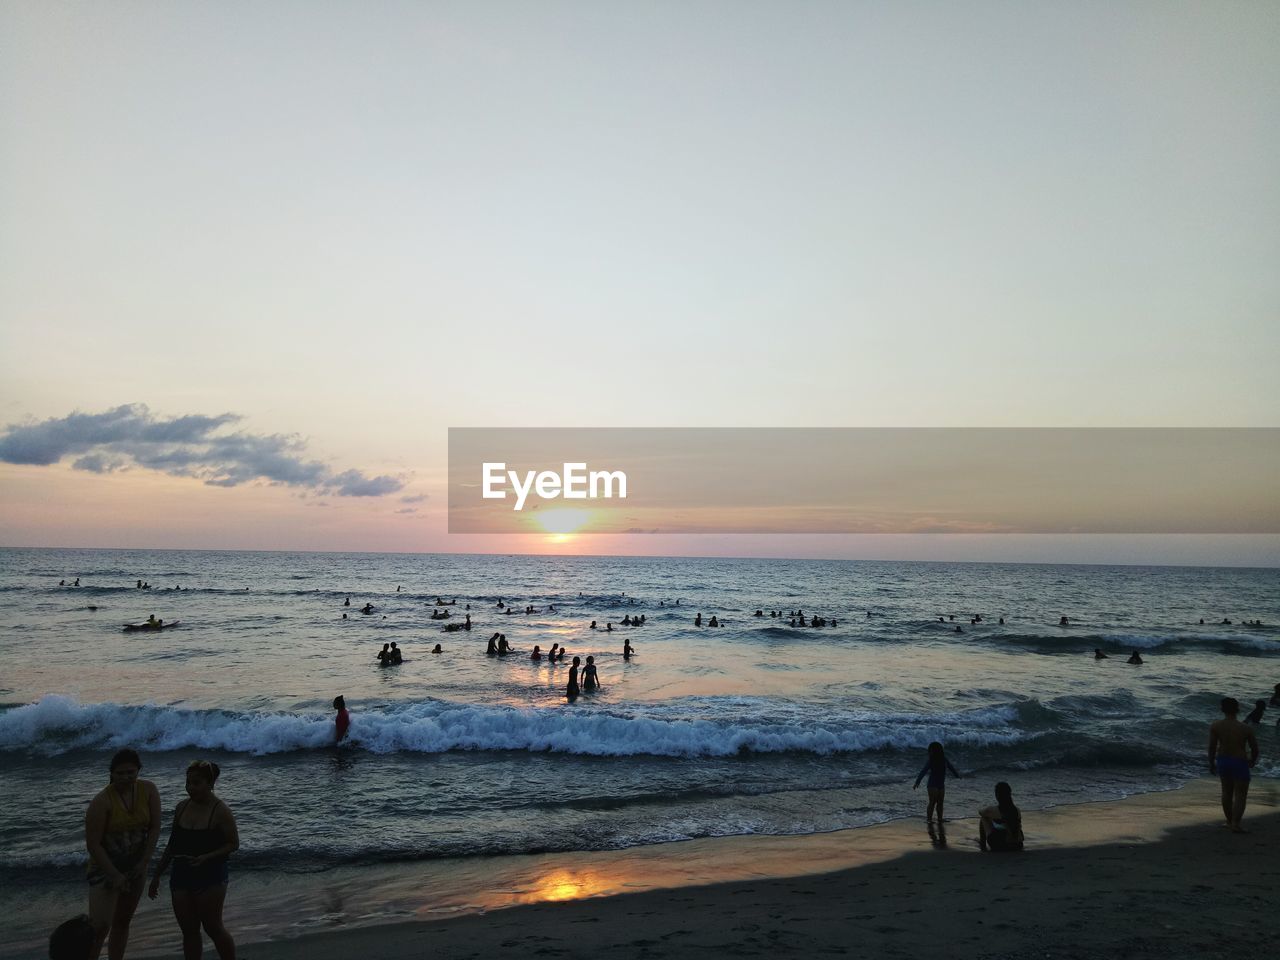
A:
[533,508,592,535]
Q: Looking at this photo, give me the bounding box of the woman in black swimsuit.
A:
[149,760,240,960]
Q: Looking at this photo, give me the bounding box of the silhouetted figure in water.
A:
[998,617,1004,625]
[361,603,374,615]
[497,635,511,655]
[913,741,961,823]
[582,656,600,692]
[333,697,350,743]
[531,645,542,661]
[376,643,391,666]
[755,610,764,617]
[1200,619,1205,625]
[606,622,613,632]
[1222,619,1233,625]
[431,644,442,654]
[557,647,567,662]
[590,620,598,630]
[954,626,963,634]
[695,614,703,627]
[1059,616,1069,626]
[342,613,347,620]
[344,597,350,607]
[566,657,581,699]
[1244,699,1266,725]
[486,634,498,655]
[389,642,402,665]
[547,643,559,662]
[624,639,634,660]
[1094,648,1109,660]
[1127,650,1143,665]
[709,616,719,627]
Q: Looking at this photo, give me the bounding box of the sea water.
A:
[1,548,1277,955]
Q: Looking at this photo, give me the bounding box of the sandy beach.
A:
[179,778,1278,960]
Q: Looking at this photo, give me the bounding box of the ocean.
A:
[1,548,1277,956]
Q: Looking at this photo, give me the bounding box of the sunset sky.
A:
[1,2,1277,564]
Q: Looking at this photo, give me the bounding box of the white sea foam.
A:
[0,695,1028,758]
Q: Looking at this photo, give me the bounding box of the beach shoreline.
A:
[124,777,1276,959]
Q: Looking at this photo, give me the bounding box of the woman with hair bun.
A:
[149,760,240,960]
[85,748,162,960]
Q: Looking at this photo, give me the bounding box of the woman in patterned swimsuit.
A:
[85,748,162,960]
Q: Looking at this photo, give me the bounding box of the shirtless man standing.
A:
[1208,697,1260,833]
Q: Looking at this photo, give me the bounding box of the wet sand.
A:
[158,778,1279,959]
[175,783,1274,960]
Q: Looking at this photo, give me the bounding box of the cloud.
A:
[0,403,404,497]
[400,494,428,504]
[396,507,418,515]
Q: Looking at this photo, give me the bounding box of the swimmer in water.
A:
[1094,648,1109,660]
[1127,650,1143,665]
[624,639,634,660]
[566,657,581,699]
[486,634,498,655]
[531,645,542,662]
[431,644,442,654]
[1243,699,1266,725]
[582,655,599,692]
[376,643,391,666]
[389,642,402,665]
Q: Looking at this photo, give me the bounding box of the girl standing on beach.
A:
[913,741,961,823]
[149,760,240,960]
[85,748,162,960]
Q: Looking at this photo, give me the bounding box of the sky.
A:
[1,1,1277,564]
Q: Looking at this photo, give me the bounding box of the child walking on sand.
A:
[913,741,961,823]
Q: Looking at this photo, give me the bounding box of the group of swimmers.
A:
[1093,648,1146,664]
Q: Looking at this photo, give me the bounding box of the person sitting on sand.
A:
[531,645,542,661]
[431,644,442,654]
[978,782,1024,852]
[389,642,402,665]
[1243,699,1266,725]
[913,742,961,823]
[1127,650,1143,665]
[486,634,499,655]
[566,656,581,700]
[1209,697,1260,832]
[582,655,600,693]
[1094,648,1109,660]
[376,643,391,667]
